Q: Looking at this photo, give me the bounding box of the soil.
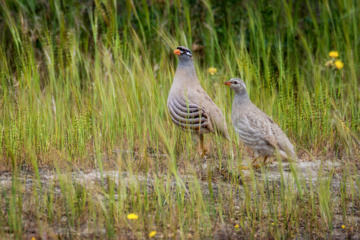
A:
[0,157,359,239]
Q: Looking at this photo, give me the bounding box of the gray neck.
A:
[233,91,250,105]
[176,58,197,80]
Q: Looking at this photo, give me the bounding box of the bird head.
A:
[224,78,247,94]
[173,46,193,61]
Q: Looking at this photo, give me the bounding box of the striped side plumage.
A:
[167,46,230,156]
[168,97,211,134]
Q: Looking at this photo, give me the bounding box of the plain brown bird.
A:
[224,78,296,167]
[167,46,230,156]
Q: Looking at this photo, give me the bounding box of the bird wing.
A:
[237,107,279,148]
[269,118,296,158]
[168,97,212,134]
[241,106,295,158]
[186,86,230,140]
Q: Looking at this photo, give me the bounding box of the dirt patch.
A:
[0,158,359,239]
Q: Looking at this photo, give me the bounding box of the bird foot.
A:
[241,164,260,170]
[252,164,261,169]
[197,145,209,158]
[200,148,209,158]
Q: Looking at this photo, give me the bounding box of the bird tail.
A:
[279,149,298,161]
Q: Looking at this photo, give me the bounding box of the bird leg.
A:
[263,156,269,166]
[242,156,270,170]
[240,157,259,170]
[197,134,209,157]
[252,157,260,168]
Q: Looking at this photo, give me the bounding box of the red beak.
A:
[224,81,231,86]
[173,49,181,55]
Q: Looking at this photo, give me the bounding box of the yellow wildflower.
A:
[342,225,346,229]
[234,224,239,228]
[334,60,344,69]
[127,213,138,220]
[272,222,275,226]
[149,231,157,238]
[208,67,218,76]
[31,238,36,240]
[329,51,339,58]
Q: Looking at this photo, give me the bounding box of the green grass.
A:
[0,0,359,239]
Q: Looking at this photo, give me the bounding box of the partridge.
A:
[224,78,296,166]
[167,46,230,156]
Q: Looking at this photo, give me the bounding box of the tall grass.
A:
[0,0,359,239]
[0,0,358,167]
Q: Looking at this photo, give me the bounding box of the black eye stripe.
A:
[177,47,192,54]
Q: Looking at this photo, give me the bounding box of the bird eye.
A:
[233,82,238,84]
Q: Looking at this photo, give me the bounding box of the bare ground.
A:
[0,155,359,239]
